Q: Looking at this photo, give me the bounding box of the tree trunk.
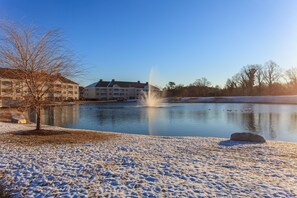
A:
[36,107,41,130]
[269,82,273,95]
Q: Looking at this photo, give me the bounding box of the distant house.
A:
[0,68,79,106]
[79,86,85,100]
[84,79,159,100]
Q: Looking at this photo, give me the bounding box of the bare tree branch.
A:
[0,21,81,130]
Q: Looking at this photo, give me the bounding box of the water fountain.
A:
[139,69,163,107]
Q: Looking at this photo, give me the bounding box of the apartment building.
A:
[84,79,158,100]
[0,68,79,106]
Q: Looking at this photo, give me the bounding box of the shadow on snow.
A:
[218,140,265,147]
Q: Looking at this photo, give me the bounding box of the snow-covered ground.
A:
[0,122,297,197]
[168,95,297,104]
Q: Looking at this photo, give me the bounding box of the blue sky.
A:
[1,0,297,87]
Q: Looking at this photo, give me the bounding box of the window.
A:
[2,88,13,92]
[2,81,12,86]
[15,82,21,87]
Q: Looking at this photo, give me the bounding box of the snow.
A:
[169,95,297,104]
[1,122,297,197]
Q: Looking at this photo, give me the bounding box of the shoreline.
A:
[1,121,295,143]
[0,122,297,197]
[168,101,297,105]
[77,95,297,105]
[166,95,297,105]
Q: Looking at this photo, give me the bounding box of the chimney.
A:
[146,82,148,85]
[137,81,140,83]
[112,79,115,82]
[99,79,103,82]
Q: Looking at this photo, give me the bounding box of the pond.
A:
[37,102,297,142]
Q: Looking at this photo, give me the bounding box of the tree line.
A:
[164,61,297,97]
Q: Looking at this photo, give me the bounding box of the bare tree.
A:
[284,67,297,94]
[193,77,211,87]
[263,61,282,95]
[231,73,246,95]
[255,65,264,95]
[225,78,237,95]
[193,77,212,96]
[0,22,80,130]
[241,65,260,95]
[286,67,297,86]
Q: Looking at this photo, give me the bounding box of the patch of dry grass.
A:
[0,185,9,198]
[0,129,119,146]
[0,172,9,198]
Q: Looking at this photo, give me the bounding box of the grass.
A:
[0,172,9,198]
[0,187,9,198]
[0,129,119,146]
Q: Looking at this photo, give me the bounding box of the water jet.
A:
[139,69,163,107]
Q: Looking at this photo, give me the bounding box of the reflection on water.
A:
[36,102,297,142]
[30,105,80,127]
[147,108,155,135]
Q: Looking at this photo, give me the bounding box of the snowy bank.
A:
[0,122,297,197]
[168,95,297,104]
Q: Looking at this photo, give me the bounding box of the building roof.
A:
[0,68,20,79]
[95,79,148,88]
[0,67,78,85]
[86,82,97,88]
[95,80,110,87]
[58,76,78,85]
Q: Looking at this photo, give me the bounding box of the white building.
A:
[0,68,79,106]
[84,79,158,100]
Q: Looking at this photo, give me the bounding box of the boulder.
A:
[11,115,27,124]
[230,132,266,143]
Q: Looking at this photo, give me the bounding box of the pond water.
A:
[38,102,297,142]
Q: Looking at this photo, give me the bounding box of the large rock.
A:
[11,115,27,124]
[230,132,266,143]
